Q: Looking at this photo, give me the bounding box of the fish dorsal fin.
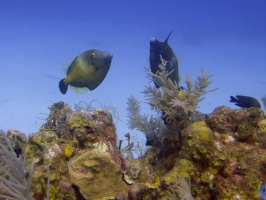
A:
[165,30,174,43]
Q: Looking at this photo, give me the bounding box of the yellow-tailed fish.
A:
[59,49,113,94]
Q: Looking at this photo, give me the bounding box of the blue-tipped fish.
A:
[149,31,179,88]
[230,95,261,108]
[59,49,113,94]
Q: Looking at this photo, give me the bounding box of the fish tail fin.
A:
[230,96,238,103]
[59,79,68,94]
[165,30,174,43]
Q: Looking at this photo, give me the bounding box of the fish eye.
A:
[91,52,96,57]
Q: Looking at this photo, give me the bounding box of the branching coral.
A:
[0,130,34,200]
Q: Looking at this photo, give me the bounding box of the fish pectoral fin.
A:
[87,64,97,73]
[59,79,68,94]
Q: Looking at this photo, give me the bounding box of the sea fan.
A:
[0,130,34,200]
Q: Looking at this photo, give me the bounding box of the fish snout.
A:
[105,51,113,59]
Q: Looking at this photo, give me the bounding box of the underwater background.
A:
[0,0,266,141]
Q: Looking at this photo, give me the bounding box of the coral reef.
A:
[124,56,265,199]
[0,101,266,199]
[24,102,126,199]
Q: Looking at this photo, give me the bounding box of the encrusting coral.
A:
[157,106,265,199]
[68,146,127,200]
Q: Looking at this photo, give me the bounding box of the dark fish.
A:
[230,95,261,108]
[149,31,179,88]
[59,49,113,94]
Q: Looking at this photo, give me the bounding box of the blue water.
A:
[0,0,266,144]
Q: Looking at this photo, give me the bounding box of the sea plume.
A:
[144,56,217,133]
[127,96,165,146]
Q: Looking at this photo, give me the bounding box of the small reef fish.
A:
[259,183,266,200]
[149,31,179,88]
[230,95,261,108]
[59,49,113,94]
